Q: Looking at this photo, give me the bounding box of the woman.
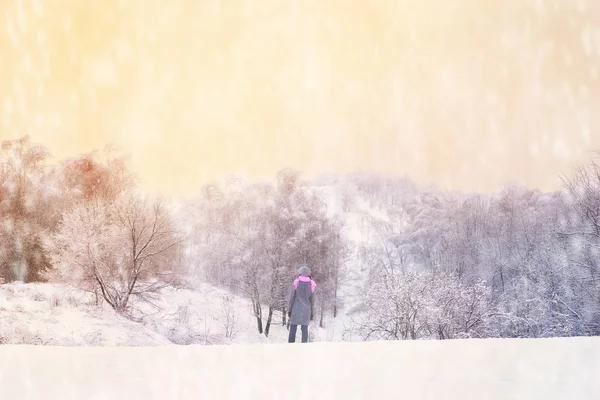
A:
[287,265,316,343]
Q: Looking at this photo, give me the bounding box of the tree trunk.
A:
[282,307,287,326]
[256,315,263,334]
[319,305,324,328]
[264,306,274,337]
[264,266,279,337]
[94,288,102,306]
[333,280,339,318]
[252,300,263,334]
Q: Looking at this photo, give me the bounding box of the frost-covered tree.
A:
[187,169,344,336]
[0,136,59,282]
[186,180,277,334]
[45,191,183,312]
[57,148,135,203]
[351,267,493,341]
[348,170,600,339]
[0,137,139,284]
[312,215,348,324]
[560,156,600,335]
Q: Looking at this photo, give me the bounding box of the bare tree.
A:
[45,191,184,312]
[560,155,600,334]
[214,295,241,340]
[187,169,344,336]
[350,267,493,341]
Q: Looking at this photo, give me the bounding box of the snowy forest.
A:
[1,135,599,345]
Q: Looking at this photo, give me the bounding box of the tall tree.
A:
[0,136,57,282]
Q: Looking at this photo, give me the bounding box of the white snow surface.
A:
[0,336,598,399]
[0,280,308,346]
[1,279,599,399]
[0,282,172,346]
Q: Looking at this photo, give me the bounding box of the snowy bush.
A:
[213,296,240,340]
[350,268,494,341]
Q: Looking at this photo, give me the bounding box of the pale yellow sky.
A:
[1,0,599,197]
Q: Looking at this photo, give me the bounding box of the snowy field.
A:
[0,336,598,399]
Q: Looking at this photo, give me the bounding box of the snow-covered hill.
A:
[1,336,598,399]
[0,282,170,346]
[0,280,342,346]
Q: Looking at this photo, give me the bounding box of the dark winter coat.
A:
[288,276,316,326]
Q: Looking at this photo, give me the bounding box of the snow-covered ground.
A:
[0,280,343,346]
[0,282,171,346]
[0,336,598,399]
[0,182,385,347]
[2,184,598,398]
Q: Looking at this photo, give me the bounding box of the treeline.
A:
[2,135,599,341]
[350,166,600,339]
[0,137,346,336]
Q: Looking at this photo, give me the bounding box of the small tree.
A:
[45,191,183,312]
[215,295,240,340]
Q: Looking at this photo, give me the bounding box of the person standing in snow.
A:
[287,265,316,343]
